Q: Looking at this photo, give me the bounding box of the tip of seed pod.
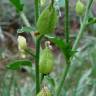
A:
[45,41,53,49]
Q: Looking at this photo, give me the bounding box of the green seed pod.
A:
[76,0,85,16]
[39,47,54,74]
[37,5,58,35]
[37,87,52,96]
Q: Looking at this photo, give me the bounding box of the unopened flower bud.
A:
[39,46,54,74]
[37,86,52,96]
[40,0,46,6]
[17,36,27,51]
[76,0,85,16]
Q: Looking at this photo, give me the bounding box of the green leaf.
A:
[10,0,24,12]
[17,27,35,33]
[46,35,66,51]
[46,35,76,60]
[6,60,32,70]
[87,17,96,25]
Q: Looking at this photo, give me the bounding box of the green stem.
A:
[34,0,41,94]
[20,12,31,27]
[51,0,54,7]
[72,0,94,50]
[34,0,39,22]
[56,0,70,95]
[65,0,69,43]
[24,48,35,57]
[41,74,45,83]
[56,60,70,96]
[35,36,42,94]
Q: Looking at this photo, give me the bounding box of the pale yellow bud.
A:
[17,36,27,51]
[20,52,26,58]
[37,86,52,96]
[40,0,46,6]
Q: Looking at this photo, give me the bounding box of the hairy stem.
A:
[72,0,94,50]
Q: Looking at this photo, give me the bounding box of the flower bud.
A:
[17,36,27,51]
[40,0,46,6]
[76,0,85,16]
[37,86,52,96]
[37,4,58,35]
[39,46,54,74]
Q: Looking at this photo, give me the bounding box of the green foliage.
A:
[87,17,96,25]
[10,0,24,12]
[17,27,36,33]
[6,60,32,70]
[1,0,95,96]
[46,36,75,60]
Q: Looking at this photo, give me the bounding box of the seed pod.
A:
[37,5,58,35]
[39,47,54,74]
[37,87,52,96]
[76,0,85,16]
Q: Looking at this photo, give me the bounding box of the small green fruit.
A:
[39,47,54,74]
[37,5,58,35]
[76,0,85,16]
[37,87,52,96]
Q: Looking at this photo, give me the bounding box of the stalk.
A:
[65,0,69,43]
[56,60,70,96]
[72,0,94,50]
[35,36,43,94]
[34,0,39,22]
[20,12,31,27]
[56,0,70,95]
[20,12,35,44]
[34,0,40,94]
[35,38,40,94]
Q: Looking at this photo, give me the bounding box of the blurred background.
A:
[0,0,96,96]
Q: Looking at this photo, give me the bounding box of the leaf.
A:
[46,35,75,59]
[10,0,24,12]
[17,27,35,33]
[6,60,32,70]
[46,35,66,51]
[87,17,96,25]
